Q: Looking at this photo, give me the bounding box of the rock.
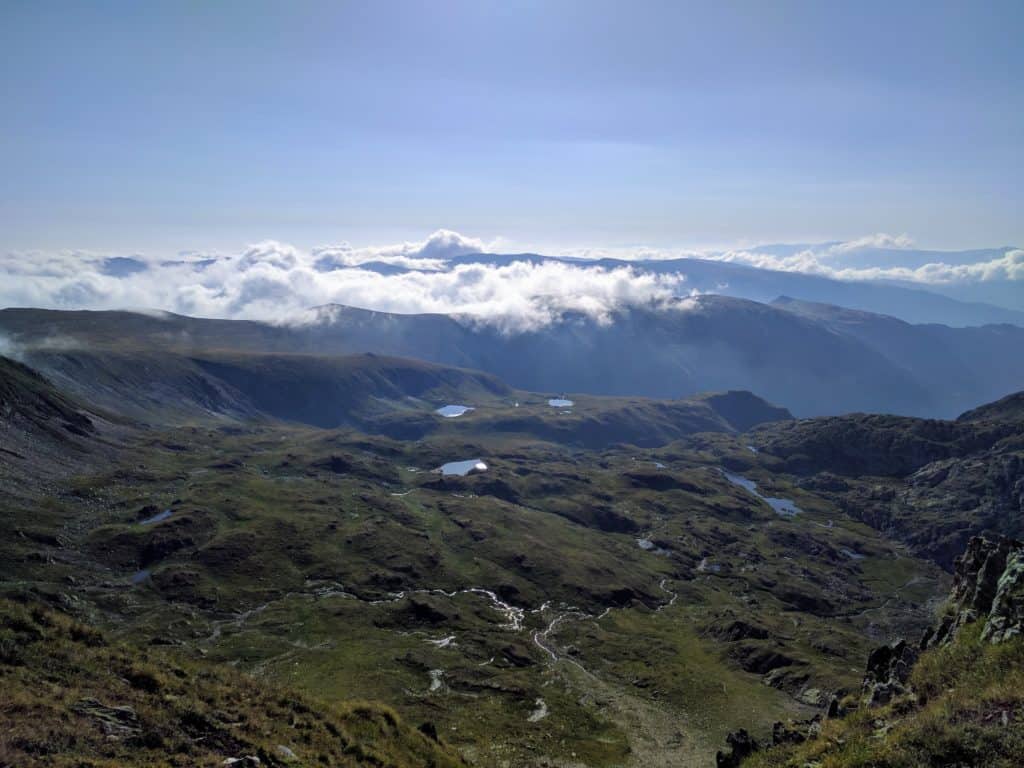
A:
[982,548,1024,644]
[715,729,759,768]
[862,639,917,707]
[772,720,806,746]
[418,721,440,742]
[72,697,141,740]
[732,644,803,675]
[707,619,770,641]
[500,643,536,668]
[922,536,1024,648]
[274,745,298,761]
[798,687,824,706]
[222,758,261,767]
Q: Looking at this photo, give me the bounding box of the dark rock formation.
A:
[715,729,759,768]
[861,639,918,707]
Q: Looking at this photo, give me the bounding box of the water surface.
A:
[439,459,488,477]
[436,405,474,418]
[721,470,801,516]
[140,508,173,525]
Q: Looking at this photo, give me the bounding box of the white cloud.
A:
[2,231,1020,334]
[312,229,491,271]
[702,236,1023,285]
[827,233,915,254]
[0,233,691,334]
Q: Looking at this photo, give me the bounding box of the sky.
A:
[2,0,1023,257]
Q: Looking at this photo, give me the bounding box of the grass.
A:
[742,622,1024,768]
[1,421,948,765]
[0,598,466,768]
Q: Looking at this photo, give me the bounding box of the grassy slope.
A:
[0,599,465,768]
[1,419,947,766]
[742,622,1024,768]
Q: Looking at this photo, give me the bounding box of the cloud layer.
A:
[0,231,688,333]
[2,230,1020,332]
[702,237,1024,285]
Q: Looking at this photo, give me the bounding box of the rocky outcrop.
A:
[922,536,1024,649]
[71,697,141,740]
[982,548,1024,644]
[861,639,918,707]
[715,729,759,768]
[714,536,1024,765]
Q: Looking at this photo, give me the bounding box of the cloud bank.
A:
[703,236,1024,285]
[0,231,689,334]
[2,230,1020,332]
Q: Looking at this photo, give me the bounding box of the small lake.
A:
[721,470,801,517]
[436,405,474,418]
[548,398,574,407]
[131,569,151,584]
[438,459,488,477]
[140,508,173,525]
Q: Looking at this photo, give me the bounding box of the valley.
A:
[7,323,1004,765]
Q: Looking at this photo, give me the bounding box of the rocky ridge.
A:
[718,535,1024,767]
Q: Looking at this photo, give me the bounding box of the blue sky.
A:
[2,1,1022,254]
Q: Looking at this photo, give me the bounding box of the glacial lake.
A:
[721,470,801,517]
[436,405,474,418]
[140,508,173,525]
[548,398,574,407]
[439,459,488,477]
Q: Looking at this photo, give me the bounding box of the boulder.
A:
[715,729,759,768]
[862,639,917,707]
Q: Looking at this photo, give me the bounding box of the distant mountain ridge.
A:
[2,294,1022,418]
[335,250,1024,327]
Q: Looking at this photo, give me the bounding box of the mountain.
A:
[5,333,1023,765]
[436,251,1024,327]
[10,295,1021,419]
[772,296,1024,416]
[0,355,126,501]
[723,243,1024,317]
[0,356,948,766]
[749,396,1024,568]
[1,333,793,448]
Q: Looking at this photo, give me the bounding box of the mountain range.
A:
[3,292,1022,419]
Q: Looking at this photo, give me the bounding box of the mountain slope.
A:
[0,355,126,499]
[439,251,1024,327]
[3,296,1022,420]
[0,598,466,767]
[749,396,1024,568]
[772,296,1024,416]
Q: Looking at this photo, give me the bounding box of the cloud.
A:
[826,233,915,254]
[0,332,23,361]
[312,229,491,272]
[703,236,1023,285]
[0,233,690,334]
[2,231,1020,334]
